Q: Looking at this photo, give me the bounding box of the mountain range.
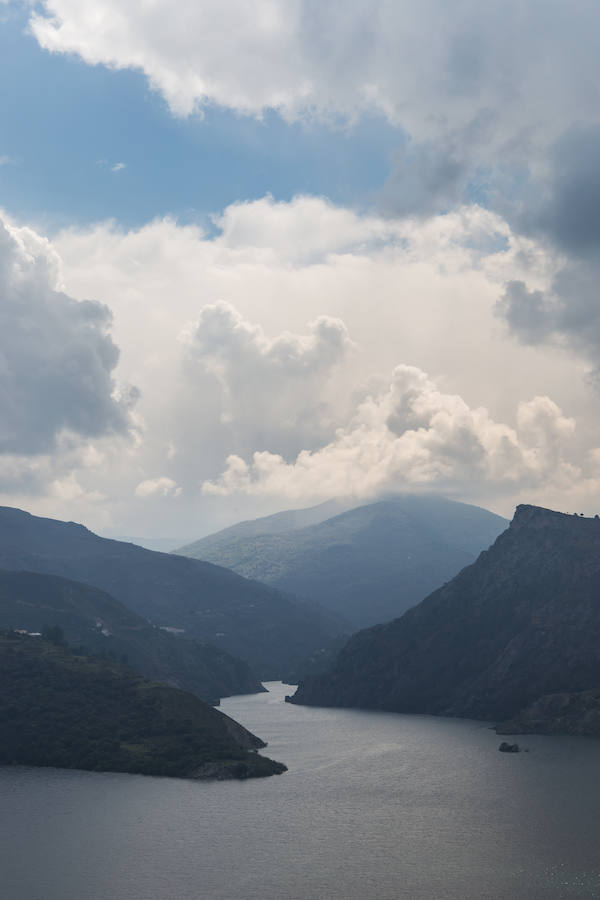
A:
[0,568,262,701]
[177,495,507,627]
[0,506,338,680]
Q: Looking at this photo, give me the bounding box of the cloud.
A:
[525,126,600,255]
[497,261,600,381]
[29,0,600,273]
[180,300,355,459]
[183,301,353,378]
[96,159,127,172]
[0,215,132,455]
[212,194,404,263]
[6,193,596,534]
[380,114,494,217]
[493,125,600,375]
[135,476,181,498]
[495,281,555,346]
[56,198,555,441]
[28,2,600,163]
[202,365,579,503]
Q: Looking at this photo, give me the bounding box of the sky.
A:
[2,0,600,540]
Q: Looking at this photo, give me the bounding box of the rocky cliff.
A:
[496,689,600,737]
[291,505,600,733]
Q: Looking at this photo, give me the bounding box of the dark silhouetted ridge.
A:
[0,568,263,701]
[291,505,600,735]
[0,506,336,679]
[0,633,286,779]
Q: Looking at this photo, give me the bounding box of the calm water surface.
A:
[2,682,600,899]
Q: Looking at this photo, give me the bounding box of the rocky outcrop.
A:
[190,755,286,780]
[291,505,600,732]
[497,690,600,737]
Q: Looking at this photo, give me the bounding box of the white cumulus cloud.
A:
[135,476,181,498]
[5,195,598,533]
[177,300,356,462]
[202,365,580,505]
[28,1,600,163]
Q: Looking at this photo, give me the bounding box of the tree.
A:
[42,624,66,646]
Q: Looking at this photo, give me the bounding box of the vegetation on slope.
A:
[292,506,600,734]
[0,506,337,679]
[0,569,263,701]
[178,495,507,627]
[0,633,286,779]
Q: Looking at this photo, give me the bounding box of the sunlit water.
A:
[2,682,600,899]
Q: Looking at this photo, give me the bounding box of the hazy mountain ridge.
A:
[0,507,337,679]
[0,633,286,779]
[177,496,508,627]
[179,500,348,548]
[291,505,600,735]
[0,568,263,701]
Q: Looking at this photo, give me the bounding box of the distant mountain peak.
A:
[178,495,508,628]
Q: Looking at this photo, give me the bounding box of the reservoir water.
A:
[2,682,600,899]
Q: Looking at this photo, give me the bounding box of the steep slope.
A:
[0,507,336,678]
[0,633,286,779]
[291,506,600,728]
[0,569,262,701]
[496,689,600,737]
[177,495,507,627]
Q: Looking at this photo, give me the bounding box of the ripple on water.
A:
[1,681,600,900]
